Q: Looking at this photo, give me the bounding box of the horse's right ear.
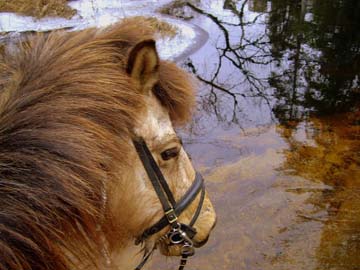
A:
[126,39,159,94]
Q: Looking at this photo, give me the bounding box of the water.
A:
[1,0,359,269]
[151,0,360,269]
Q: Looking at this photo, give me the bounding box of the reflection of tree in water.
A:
[166,1,360,268]
[268,0,360,124]
[180,1,274,124]
[269,1,360,268]
[267,0,309,123]
[307,0,360,113]
[278,111,360,269]
[169,0,359,126]
[248,0,267,13]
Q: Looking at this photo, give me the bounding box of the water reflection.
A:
[182,0,274,127]
[157,0,360,269]
[268,0,360,124]
[278,112,360,269]
[163,0,359,126]
[248,0,267,13]
[1,0,359,269]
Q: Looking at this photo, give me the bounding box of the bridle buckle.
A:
[165,208,178,224]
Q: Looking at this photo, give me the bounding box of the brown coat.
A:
[0,20,195,270]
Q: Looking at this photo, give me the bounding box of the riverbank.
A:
[0,0,208,61]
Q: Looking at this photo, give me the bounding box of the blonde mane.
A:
[0,21,195,270]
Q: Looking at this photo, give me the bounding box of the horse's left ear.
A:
[126,39,159,94]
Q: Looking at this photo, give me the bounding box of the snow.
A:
[0,0,200,60]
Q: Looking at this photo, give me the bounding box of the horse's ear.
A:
[126,39,159,94]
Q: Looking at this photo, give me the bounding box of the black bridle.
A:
[133,138,206,270]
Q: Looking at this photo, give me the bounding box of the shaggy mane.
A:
[0,20,195,270]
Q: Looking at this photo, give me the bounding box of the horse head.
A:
[0,21,216,270]
[106,38,216,267]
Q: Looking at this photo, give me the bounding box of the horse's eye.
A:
[161,147,180,161]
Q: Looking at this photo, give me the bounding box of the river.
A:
[1,1,359,269]
[151,1,360,269]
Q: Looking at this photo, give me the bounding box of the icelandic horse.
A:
[0,20,216,270]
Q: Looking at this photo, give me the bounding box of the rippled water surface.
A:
[151,0,360,269]
[1,0,359,269]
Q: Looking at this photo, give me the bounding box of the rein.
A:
[133,138,206,270]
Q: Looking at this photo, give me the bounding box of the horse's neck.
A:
[62,234,144,270]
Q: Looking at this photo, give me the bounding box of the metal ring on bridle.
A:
[181,243,195,257]
[169,230,185,244]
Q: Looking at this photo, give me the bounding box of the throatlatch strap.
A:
[135,248,155,270]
